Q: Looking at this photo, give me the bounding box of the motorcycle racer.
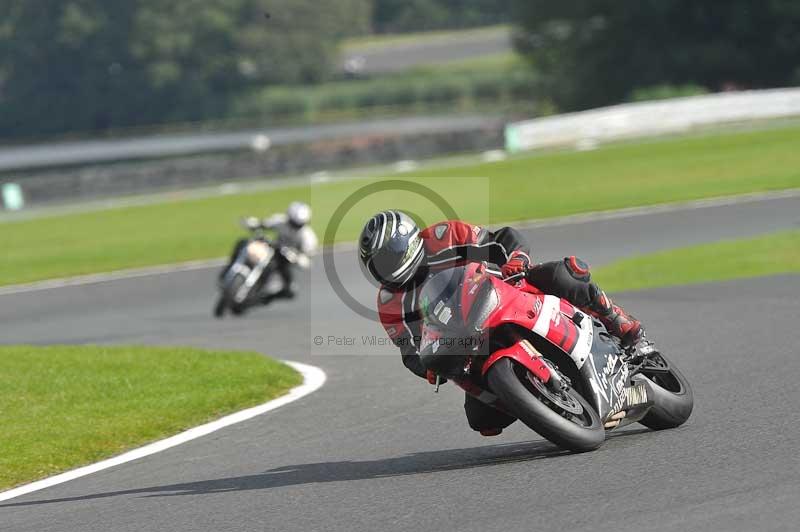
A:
[222,201,318,303]
[358,210,649,437]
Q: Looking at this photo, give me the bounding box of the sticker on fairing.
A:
[433,301,452,325]
[625,384,648,407]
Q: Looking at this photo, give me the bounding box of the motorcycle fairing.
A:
[246,240,272,263]
[580,322,629,420]
[480,339,552,383]
[529,295,594,370]
[479,268,629,421]
[485,280,594,370]
[226,239,275,304]
[420,264,633,422]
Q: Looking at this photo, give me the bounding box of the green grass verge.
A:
[2,125,800,286]
[0,345,301,490]
[594,230,800,292]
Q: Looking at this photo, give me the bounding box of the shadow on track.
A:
[2,430,651,508]
[1,440,571,508]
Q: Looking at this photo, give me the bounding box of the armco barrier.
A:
[505,87,800,152]
[6,123,503,206]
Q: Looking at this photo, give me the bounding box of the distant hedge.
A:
[234,68,540,124]
[373,0,510,33]
[629,84,710,103]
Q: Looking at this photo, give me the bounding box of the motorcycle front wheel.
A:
[224,273,248,316]
[488,358,605,452]
[213,296,226,318]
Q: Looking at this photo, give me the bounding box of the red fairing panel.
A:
[482,274,589,361]
[459,263,494,322]
[541,305,580,353]
[482,277,539,329]
[481,339,552,382]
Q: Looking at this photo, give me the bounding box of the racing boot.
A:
[629,331,658,361]
[276,282,297,300]
[583,290,642,346]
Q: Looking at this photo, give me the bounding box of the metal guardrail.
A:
[0,115,499,172]
[0,118,505,208]
[505,88,800,152]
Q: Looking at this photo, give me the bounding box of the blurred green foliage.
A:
[232,64,539,124]
[0,0,371,139]
[0,1,519,140]
[511,0,800,111]
[628,84,709,103]
[372,0,510,33]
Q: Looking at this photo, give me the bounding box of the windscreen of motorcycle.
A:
[419,267,468,374]
[419,264,500,333]
[418,265,500,375]
[419,266,465,330]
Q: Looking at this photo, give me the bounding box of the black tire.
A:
[224,274,248,316]
[487,358,605,452]
[213,296,226,318]
[638,353,694,430]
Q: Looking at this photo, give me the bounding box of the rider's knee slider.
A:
[564,256,591,282]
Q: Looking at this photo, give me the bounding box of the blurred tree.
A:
[0,0,370,139]
[511,0,800,110]
[0,1,144,135]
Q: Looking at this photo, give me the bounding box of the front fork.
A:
[222,256,272,305]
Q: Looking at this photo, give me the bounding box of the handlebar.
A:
[241,216,263,231]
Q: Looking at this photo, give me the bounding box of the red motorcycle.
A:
[417,262,693,452]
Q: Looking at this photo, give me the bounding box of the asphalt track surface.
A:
[1,194,799,532]
[340,28,511,74]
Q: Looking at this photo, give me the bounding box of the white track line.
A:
[1,188,798,297]
[0,360,326,503]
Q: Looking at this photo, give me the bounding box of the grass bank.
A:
[594,230,800,292]
[2,125,800,286]
[0,345,301,490]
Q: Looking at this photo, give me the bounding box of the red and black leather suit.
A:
[377,220,620,433]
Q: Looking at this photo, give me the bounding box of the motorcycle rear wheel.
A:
[488,358,605,452]
[637,353,694,430]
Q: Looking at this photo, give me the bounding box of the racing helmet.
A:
[287,201,311,228]
[359,210,424,287]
